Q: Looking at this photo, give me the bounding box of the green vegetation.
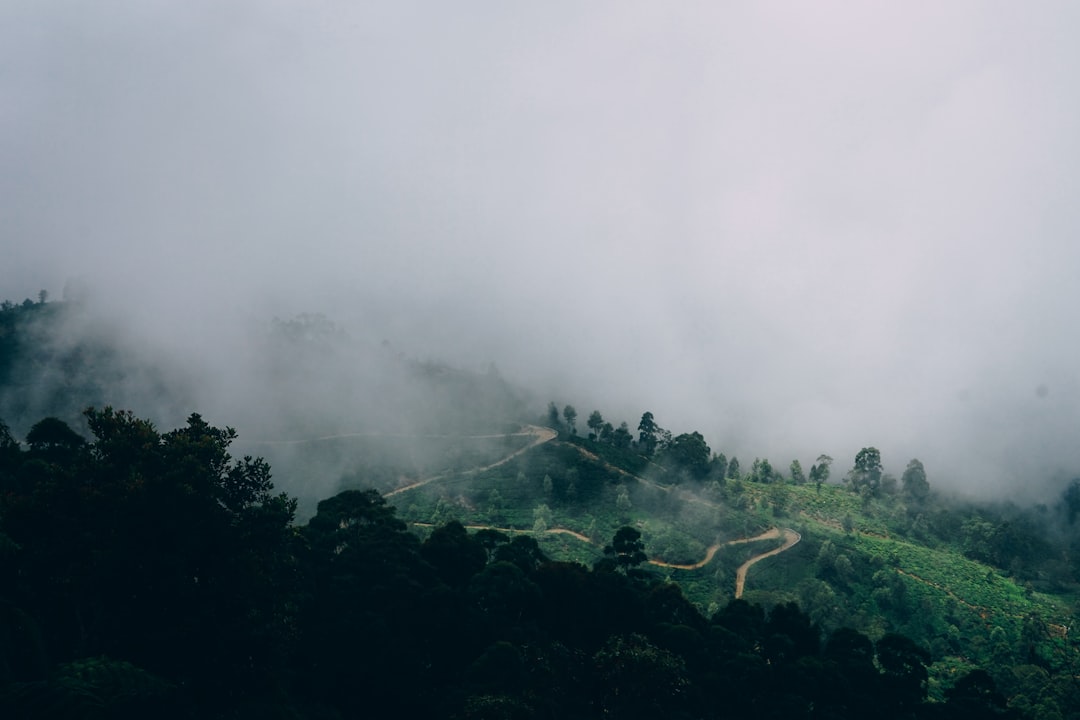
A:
[3,298,1080,717]
[0,408,1036,719]
[377,412,1080,715]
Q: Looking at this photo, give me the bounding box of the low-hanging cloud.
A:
[3,1,1080,501]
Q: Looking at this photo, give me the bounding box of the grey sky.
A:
[3,2,1080,499]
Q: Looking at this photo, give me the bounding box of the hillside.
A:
[0,407,1043,719]
[371,417,1080,715]
[0,299,528,516]
[3,298,1080,716]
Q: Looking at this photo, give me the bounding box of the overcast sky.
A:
[4,1,1080,499]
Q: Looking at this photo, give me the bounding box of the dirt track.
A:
[649,528,788,570]
[415,517,800,599]
[386,425,557,498]
[310,426,800,597]
[412,522,591,543]
[734,528,801,598]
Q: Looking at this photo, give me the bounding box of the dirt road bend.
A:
[734,529,801,598]
[648,528,787,570]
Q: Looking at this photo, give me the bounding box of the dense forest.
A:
[2,298,1079,718]
[0,408,1028,719]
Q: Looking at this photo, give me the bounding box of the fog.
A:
[4,2,1080,501]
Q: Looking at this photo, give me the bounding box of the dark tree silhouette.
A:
[603,527,648,572]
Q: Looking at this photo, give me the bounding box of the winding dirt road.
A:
[649,544,724,570]
[414,516,799,599]
[412,522,590,541]
[386,425,557,498]
[279,424,801,597]
[649,528,788,570]
[734,528,801,598]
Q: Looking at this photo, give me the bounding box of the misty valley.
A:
[2,296,1079,719]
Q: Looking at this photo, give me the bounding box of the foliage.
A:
[3,368,1080,718]
[587,410,604,440]
[848,447,884,498]
[562,404,577,435]
[637,411,660,456]
[810,454,833,491]
[603,526,648,571]
[661,431,711,480]
[0,409,300,716]
[902,458,930,506]
[790,458,807,485]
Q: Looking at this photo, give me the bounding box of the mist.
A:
[4,2,1080,502]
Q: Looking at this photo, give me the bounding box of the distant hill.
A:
[0,297,530,514]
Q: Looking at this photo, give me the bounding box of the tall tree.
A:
[603,526,647,572]
[809,454,833,493]
[848,447,883,498]
[546,402,561,430]
[612,422,633,449]
[637,412,660,456]
[532,503,552,534]
[665,432,712,479]
[587,410,604,440]
[562,405,577,435]
[901,459,930,506]
[790,459,807,485]
[712,452,728,482]
[750,458,776,484]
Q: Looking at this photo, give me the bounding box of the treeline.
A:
[1,296,528,445]
[0,292,55,387]
[547,404,721,481]
[0,409,1016,718]
[0,291,50,313]
[545,403,915,495]
[549,402,1080,586]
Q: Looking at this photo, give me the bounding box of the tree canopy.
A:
[664,431,712,479]
[848,447,884,498]
[0,407,1039,718]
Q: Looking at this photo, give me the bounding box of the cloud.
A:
[3,1,1080,501]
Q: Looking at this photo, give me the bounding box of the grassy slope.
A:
[392,439,1071,618]
[767,483,1069,623]
[387,436,1079,705]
